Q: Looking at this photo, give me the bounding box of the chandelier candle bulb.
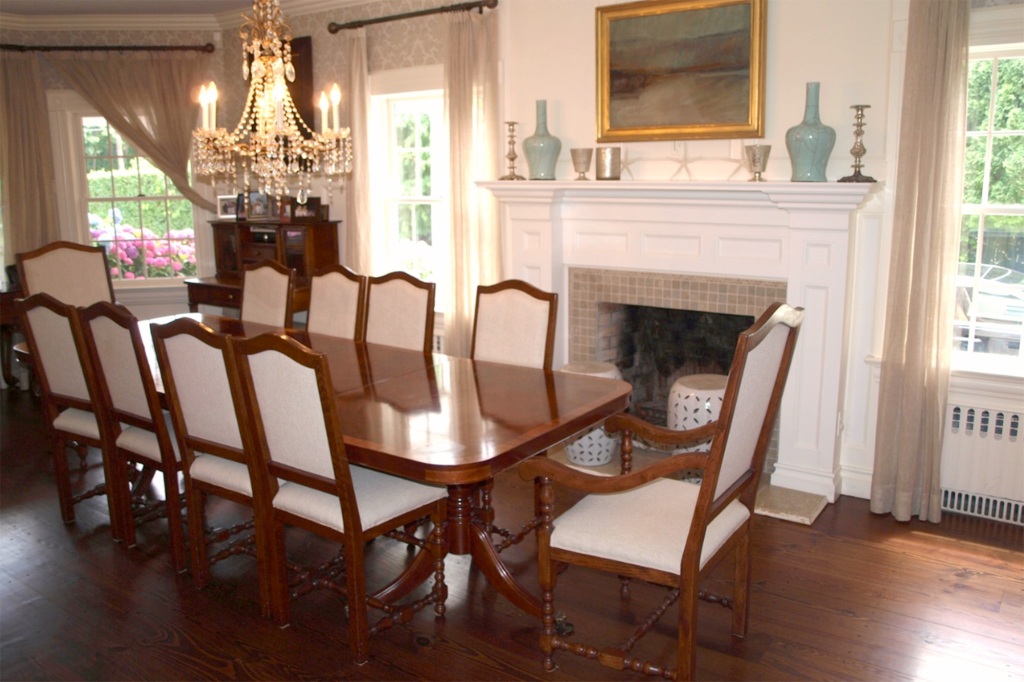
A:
[208,82,217,129]
[199,85,209,130]
[330,84,341,133]
[319,92,329,133]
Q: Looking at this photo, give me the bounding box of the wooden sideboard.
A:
[1,282,23,388]
[185,218,339,320]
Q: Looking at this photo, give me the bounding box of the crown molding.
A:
[0,0,373,33]
[0,12,222,32]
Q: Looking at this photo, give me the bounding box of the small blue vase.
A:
[523,100,561,180]
[786,82,836,182]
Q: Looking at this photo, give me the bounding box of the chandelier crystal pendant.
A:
[192,0,352,203]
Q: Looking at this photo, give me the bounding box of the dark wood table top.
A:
[143,313,632,486]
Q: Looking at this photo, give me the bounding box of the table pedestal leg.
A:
[446,482,541,619]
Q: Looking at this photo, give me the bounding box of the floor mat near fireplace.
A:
[754,485,828,525]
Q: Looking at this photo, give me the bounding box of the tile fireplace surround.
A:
[481,180,877,502]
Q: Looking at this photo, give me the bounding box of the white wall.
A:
[500,0,894,184]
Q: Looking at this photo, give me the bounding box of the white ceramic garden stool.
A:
[561,361,622,467]
[667,373,728,452]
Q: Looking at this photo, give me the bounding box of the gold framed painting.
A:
[596,0,766,142]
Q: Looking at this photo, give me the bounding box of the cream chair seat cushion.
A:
[189,453,253,496]
[273,465,447,532]
[550,478,750,574]
[116,412,181,464]
[52,408,101,440]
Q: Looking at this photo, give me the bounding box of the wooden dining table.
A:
[142,312,632,618]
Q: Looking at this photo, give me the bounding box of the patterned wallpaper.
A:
[0,0,449,120]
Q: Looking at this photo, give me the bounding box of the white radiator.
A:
[941,381,1023,525]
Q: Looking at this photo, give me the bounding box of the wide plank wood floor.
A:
[2,386,1021,681]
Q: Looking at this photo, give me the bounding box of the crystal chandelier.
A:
[192,0,352,203]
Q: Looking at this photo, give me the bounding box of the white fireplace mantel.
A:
[480,180,879,503]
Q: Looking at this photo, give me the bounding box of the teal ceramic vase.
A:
[523,100,561,180]
[786,82,836,182]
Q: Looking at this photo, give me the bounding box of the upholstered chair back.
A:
[240,260,294,328]
[713,320,793,499]
[155,323,244,454]
[21,295,91,404]
[17,241,114,306]
[83,307,150,422]
[471,280,557,369]
[247,345,338,481]
[307,265,366,339]
[364,271,435,353]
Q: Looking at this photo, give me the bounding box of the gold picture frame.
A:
[597,0,766,142]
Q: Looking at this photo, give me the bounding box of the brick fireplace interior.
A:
[568,267,788,466]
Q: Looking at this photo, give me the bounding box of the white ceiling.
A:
[0,0,254,16]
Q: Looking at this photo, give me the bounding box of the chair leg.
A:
[677,583,699,682]
[51,436,76,525]
[163,468,188,573]
[343,536,370,665]
[732,532,751,639]
[186,485,211,589]
[266,519,291,626]
[103,451,133,545]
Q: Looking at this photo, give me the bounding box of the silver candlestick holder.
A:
[499,121,526,181]
[839,105,876,183]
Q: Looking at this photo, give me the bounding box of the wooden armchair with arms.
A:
[16,240,114,306]
[519,303,804,680]
[14,241,115,392]
[231,332,448,664]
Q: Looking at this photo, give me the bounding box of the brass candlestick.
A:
[839,105,876,183]
[499,121,526,181]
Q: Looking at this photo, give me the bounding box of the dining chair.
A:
[306,264,366,339]
[77,301,186,571]
[519,303,804,680]
[151,316,267,610]
[363,271,435,353]
[231,331,448,664]
[470,279,558,548]
[16,240,115,306]
[16,293,121,536]
[471,279,557,370]
[240,259,294,328]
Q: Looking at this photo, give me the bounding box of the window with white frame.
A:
[955,46,1024,372]
[48,91,197,284]
[369,66,449,310]
[82,117,197,281]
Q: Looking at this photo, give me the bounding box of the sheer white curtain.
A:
[0,52,60,259]
[345,29,372,274]
[443,9,502,358]
[46,52,215,212]
[871,0,970,523]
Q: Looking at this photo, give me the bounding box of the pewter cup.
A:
[744,144,771,181]
[570,148,594,180]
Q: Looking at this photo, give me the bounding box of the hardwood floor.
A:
[2,386,1021,681]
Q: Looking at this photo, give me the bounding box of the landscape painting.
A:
[597,0,765,141]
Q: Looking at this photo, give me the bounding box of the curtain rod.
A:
[0,43,215,53]
[328,0,498,34]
